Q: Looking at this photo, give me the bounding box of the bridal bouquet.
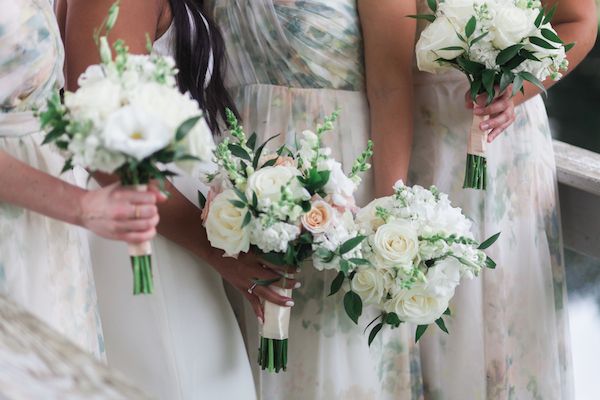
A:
[414,0,572,189]
[326,181,499,344]
[202,110,372,373]
[39,2,214,295]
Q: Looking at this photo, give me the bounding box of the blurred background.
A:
[544,4,600,398]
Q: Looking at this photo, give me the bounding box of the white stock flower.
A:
[205,190,251,257]
[490,3,537,50]
[64,79,121,125]
[385,283,450,325]
[424,258,462,298]
[250,221,300,254]
[416,16,466,74]
[320,160,356,206]
[419,239,449,260]
[351,267,388,305]
[371,221,419,270]
[102,105,171,160]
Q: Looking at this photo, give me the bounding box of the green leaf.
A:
[465,16,476,38]
[252,277,281,286]
[316,247,335,263]
[512,75,524,97]
[435,318,449,334]
[541,28,563,44]
[529,36,558,50]
[198,190,207,209]
[262,158,278,168]
[478,232,501,249]
[519,71,547,95]
[228,143,252,162]
[232,186,248,203]
[42,127,65,145]
[534,9,544,28]
[496,44,523,66]
[60,159,74,174]
[385,312,402,327]
[407,14,436,23]
[543,4,558,25]
[339,259,351,274]
[444,307,452,316]
[470,31,489,45]
[503,55,526,70]
[499,71,514,94]
[519,49,541,62]
[329,271,345,296]
[261,252,287,266]
[482,69,496,104]
[439,46,466,51]
[175,116,202,142]
[426,0,437,13]
[485,256,497,269]
[247,132,257,150]
[339,235,366,255]
[252,191,258,209]
[415,325,429,343]
[349,258,371,266]
[368,323,384,346]
[457,57,485,75]
[241,211,252,229]
[252,134,280,169]
[470,80,482,102]
[343,291,363,324]
[175,154,202,162]
[229,199,247,209]
[564,42,576,52]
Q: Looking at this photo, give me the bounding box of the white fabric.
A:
[88,17,256,400]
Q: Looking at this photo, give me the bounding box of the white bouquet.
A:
[414,0,572,189]
[39,2,214,294]
[326,181,499,344]
[202,110,372,372]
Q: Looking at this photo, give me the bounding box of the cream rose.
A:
[302,200,334,234]
[205,189,251,257]
[245,166,307,207]
[385,284,450,325]
[355,197,393,234]
[351,267,387,305]
[372,221,419,269]
[416,16,466,74]
[491,4,537,50]
[439,0,478,26]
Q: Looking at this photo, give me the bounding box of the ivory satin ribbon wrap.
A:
[127,184,153,257]
[468,112,489,157]
[261,287,293,340]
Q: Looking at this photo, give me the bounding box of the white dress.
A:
[88,22,256,400]
[0,0,104,359]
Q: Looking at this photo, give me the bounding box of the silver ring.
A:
[247,283,257,295]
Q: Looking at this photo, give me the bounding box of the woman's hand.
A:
[207,250,300,323]
[465,86,516,143]
[78,183,166,244]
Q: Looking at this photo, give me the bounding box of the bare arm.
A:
[0,151,158,243]
[59,0,295,317]
[358,0,417,196]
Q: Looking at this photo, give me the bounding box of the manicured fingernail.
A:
[294,282,302,289]
[258,317,264,325]
[285,301,295,307]
[481,123,490,130]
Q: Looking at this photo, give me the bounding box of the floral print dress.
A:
[208,1,423,399]
[410,1,574,399]
[0,0,104,358]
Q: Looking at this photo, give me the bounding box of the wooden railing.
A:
[0,295,151,399]
[554,140,600,260]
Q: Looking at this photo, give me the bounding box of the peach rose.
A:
[259,154,297,168]
[301,200,334,234]
[201,189,220,225]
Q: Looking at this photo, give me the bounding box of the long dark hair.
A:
[168,0,237,133]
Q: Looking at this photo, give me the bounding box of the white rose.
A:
[416,16,466,74]
[491,3,537,50]
[355,197,393,234]
[102,105,172,160]
[419,239,449,260]
[424,258,461,298]
[351,267,387,305]
[246,166,307,208]
[385,283,450,325]
[205,190,251,257]
[372,221,419,269]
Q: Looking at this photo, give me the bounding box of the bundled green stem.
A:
[463,154,487,190]
[131,255,153,295]
[258,338,288,373]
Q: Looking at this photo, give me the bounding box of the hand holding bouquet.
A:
[39,2,214,294]
[202,110,373,372]
[414,0,572,189]
[324,181,499,344]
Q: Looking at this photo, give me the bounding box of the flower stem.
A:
[463,153,487,190]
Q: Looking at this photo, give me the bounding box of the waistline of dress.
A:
[0,111,40,138]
